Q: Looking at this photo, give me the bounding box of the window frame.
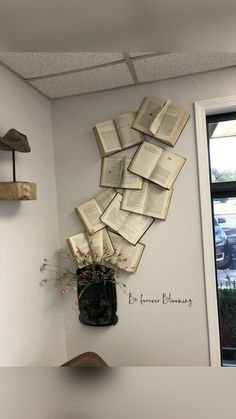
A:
[206,112,236,366]
[207,111,236,196]
[194,96,236,366]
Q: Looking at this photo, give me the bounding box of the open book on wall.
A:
[107,231,145,273]
[121,181,173,220]
[128,141,186,190]
[100,156,143,189]
[132,96,190,147]
[75,188,116,234]
[67,229,114,267]
[93,112,144,157]
[100,192,154,245]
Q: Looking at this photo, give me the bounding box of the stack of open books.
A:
[67,96,190,273]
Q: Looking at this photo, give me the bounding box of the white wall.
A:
[51,66,236,366]
[2,63,235,366]
[0,65,66,366]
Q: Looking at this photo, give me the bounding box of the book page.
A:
[67,232,93,267]
[107,231,145,273]
[95,120,121,154]
[149,99,171,136]
[132,97,164,136]
[157,105,189,146]
[102,228,115,259]
[129,141,163,179]
[106,231,123,265]
[121,181,149,213]
[145,184,174,219]
[158,105,180,136]
[120,157,143,189]
[149,149,185,189]
[119,240,145,273]
[95,188,117,212]
[119,212,153,245]
[114,112,144,148]
[86,230,104,262]
[75,198,105,234]
[100,193,129,232]
[100,157,124,188]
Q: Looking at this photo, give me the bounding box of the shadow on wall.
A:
[0,201,21,217]
[0,150,13,181]
[0,154,34,213]
[0,151,15,212]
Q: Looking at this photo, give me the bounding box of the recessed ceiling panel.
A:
[0,53,124,78]
[134,52,236,82]
[30,63,134,98]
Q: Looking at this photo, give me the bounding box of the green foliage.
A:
[212,167,236,182]
[218,287,236,347]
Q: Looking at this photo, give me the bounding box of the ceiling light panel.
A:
[0,53,124,79]
[133,52,236,82]
[30,63,134,98]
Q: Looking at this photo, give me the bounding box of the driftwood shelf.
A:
[0,182,37,201]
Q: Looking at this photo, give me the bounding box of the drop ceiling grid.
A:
[30,62,135,98]
[133,52,236,82]
[0,52,125,79]
[0,52,236,99]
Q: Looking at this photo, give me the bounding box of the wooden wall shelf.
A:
[0,182,37,201]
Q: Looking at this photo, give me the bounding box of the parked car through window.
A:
[207,113,236,365]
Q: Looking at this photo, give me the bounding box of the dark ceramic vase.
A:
[76,265,118,327]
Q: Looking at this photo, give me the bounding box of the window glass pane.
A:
[209,120,236,183]
[213,197,236,365]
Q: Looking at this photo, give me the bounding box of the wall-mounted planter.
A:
[77,265,118,327]
[0,182,37,200]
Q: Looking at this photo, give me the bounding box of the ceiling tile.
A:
[133,53,236,82]
[30,63,134,98]
[0,53,124,78]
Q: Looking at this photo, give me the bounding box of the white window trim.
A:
[194,96,236,366]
